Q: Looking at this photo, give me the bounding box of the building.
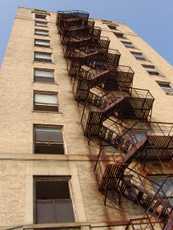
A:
[0,7,173,230]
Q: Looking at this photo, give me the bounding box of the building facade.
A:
[0,7,173,230]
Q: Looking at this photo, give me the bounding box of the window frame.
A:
[157,81,173,95]
[142,64,160,76]
[34,39,50,47]
[114,31,125,38]
[35,29,49,36]
[34,51,52,63]
[33,176,74,224]
[33,124,64,154]
[121,40,135,49]
[34,68,54,83]
[108,25,117,30]
[35,13,47,20]
[149,174,173,205]
[131,51,146,61]
[35,20,48,28]
[33,90,59,112]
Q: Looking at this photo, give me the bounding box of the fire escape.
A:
[57,11,173,230]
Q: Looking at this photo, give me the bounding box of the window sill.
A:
[34,33,49,37]
[32,110,63,114]
[33,60,55,64]
[34,44,51,48]
[33,80,58,85]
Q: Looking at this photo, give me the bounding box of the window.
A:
[35,14,47,20]
[34,125,64,154]
[142,64,160,76]
[34,68,54,82]
[131,51,146,60]
[157,81,173,95]
[35,20,48,27]
[102,19,112,24]
[150,175,173,206]
[34,91,58,112]
[33,9,48,14]
[114,31,125,38]
[34,39,50,47]
[121,40,135,49]
[108,25,117,30]
[34,176,74,223]
[35,29,49,36]
[34,51,52,62]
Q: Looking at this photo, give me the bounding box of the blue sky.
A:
[0,0,173,64]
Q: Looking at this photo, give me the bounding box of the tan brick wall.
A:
[0,7,173,228]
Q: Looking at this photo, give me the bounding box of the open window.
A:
[34,176,74,223]
[33,91,58,112]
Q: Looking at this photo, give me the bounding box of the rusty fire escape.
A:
[57,11,173,230]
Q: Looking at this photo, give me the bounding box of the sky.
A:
[0,0,173,64]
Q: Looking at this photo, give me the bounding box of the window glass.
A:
[34,52,52,62]
[34,176,74,223]
[121,40,135,48]
[35,29,49,36]
[35,20,47,24]
[35,52,50,59]
[35,39,50,47]
[131,51,146,60]
[34,69,54,82]
[150,175,173,205]
[142,64,160,75]
[35,93,57,105]
[35,14,47,19]
[114,31,125,38]
[157,81,173,95]
[35,127,63,143]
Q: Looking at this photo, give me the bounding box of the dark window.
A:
[114,31,125,38]
[35,14,47,20]
[35,29,49,36]
[34,68,54,82]
[34,125,64,154]
[101,19,112,24]
[34,176,74,223]
[34,39,50,47]
[157,81,173,95]
[121,40,135,49]
[108,25,117,30]
[131,51,146,60]
[33,91,58,112]
[34,51,52,62]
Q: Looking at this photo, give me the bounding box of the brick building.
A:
[0,7,173,230]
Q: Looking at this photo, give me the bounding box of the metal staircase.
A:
[56,10,173,230]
